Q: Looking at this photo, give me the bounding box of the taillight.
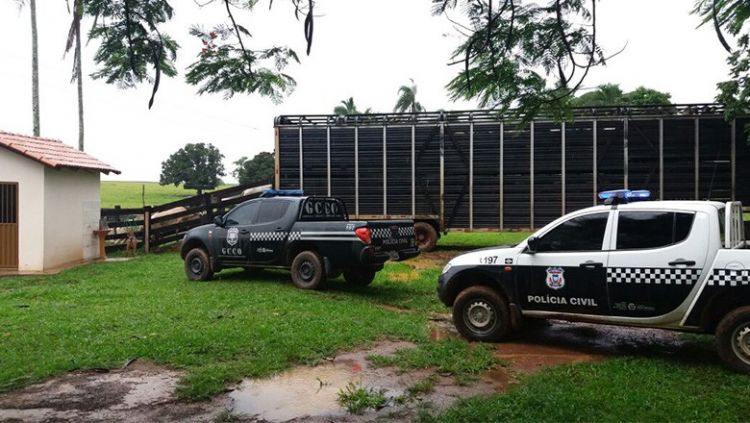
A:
[355,227,372,244]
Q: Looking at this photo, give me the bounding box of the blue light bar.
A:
[598,189,651,203]
[261,189,304,198]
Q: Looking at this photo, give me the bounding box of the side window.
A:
[536,212,609,252]
[225,201,260,226]
[616,211,695,250]
[256,200,291,225]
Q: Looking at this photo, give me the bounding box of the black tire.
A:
[716,306,750,374]
[184,248,213,281]
[344,269,376,286]
[452,285,511,342]
[291,250,326,290]
[414,222,438,252]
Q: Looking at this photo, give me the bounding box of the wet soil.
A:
[0,361,226,423]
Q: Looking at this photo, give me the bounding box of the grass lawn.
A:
[0,255,441,400]
[438,231,531,249]
[3,247,750,420]
[101,181,237,208]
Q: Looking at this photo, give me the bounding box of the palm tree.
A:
[15,0,40,136]
[333,97,371,115]
[65,0,84,150]
[393,78,425,114]
[571,84,624,107]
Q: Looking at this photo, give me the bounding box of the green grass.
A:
[438,231,531,249]
[368,340,499,385]
[336,382,388,414]
[0,254,442,400]
[101,181,237,208]
[423,353,750,422]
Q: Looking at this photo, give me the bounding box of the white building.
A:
[0,131,119,273]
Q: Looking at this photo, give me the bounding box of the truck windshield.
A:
[299,198,347,221]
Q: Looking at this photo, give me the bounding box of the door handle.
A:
[239,229,250,235]
[579,261,603,269]
[668,259,696,266]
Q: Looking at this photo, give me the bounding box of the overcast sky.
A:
[0,1,731,182]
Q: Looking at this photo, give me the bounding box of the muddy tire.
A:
[452,285,511,342]
[414,222,438,252]
[184,248,213,281]
[344,269,376,286]
[291,250,326,290]
[716,306,750,374]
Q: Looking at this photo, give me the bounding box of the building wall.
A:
[43,167,101,270]
[0,149,45,271]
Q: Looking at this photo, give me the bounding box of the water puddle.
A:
[229,341,417,421]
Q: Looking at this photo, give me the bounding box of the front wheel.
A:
[452,286,511,342]
[414,222,438,252]
[291,251,326,290]
[716,306,750,374]
[184,248,213,281]
[344,269,376,286]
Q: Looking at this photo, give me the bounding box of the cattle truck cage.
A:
[275,103,750,237]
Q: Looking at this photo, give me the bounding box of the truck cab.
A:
[438,190,750,373]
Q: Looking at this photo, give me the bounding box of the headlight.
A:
[442,262,452,274]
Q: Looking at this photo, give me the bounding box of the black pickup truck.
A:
[180,191,420,289]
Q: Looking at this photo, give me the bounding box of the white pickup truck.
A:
[438,190,750,373]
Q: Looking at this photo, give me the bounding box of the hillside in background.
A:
[101,181,236,208]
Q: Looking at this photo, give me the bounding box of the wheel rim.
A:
[464,300,496,334]
[298,260,315,283]
[731,324,750,365]
[189,257,203,275]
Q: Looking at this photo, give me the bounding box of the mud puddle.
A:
[229,340,505,422]
[0,361,226,423]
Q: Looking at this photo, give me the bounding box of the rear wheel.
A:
[716,306,750,374]
[291,251,326,290]
[184,248,213,281]
[344,269,376,286]
[452,285,511,342]
[414,222,438,252]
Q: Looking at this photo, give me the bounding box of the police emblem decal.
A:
[545,267,565,290]
[227,227,239,247]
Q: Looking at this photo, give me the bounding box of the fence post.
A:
[143,206,152,254]
[204,193,214,223]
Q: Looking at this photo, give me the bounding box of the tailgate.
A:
[368,220,416,252]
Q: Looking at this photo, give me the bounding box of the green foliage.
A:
[85,0,178,108]
[367,340,498,385]
[694,1,750,138]
[394,79,425,113]
[436,0,606,122]
[336,382,388,414]
[406,375,439,397]
[185,26,298,101]
[159,143,226,194]
[571,83,672,107]
[334,97,371,115]
[233,151,274,184]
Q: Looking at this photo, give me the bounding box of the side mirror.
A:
[526,236,538,254]
[213,216,224,227]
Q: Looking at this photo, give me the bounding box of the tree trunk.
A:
[30,0,40,136]
[75,12,84,151]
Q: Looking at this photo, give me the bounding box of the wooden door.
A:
[0,183,18,270]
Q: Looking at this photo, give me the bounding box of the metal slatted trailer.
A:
[275,104,750,251]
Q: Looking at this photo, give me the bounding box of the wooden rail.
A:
[101,180,272,253]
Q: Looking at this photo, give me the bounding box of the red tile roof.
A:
[0,131,120,175]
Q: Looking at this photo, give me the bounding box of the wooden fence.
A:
[101,180,272,253]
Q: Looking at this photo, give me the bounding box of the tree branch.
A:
[224,0,254,76]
